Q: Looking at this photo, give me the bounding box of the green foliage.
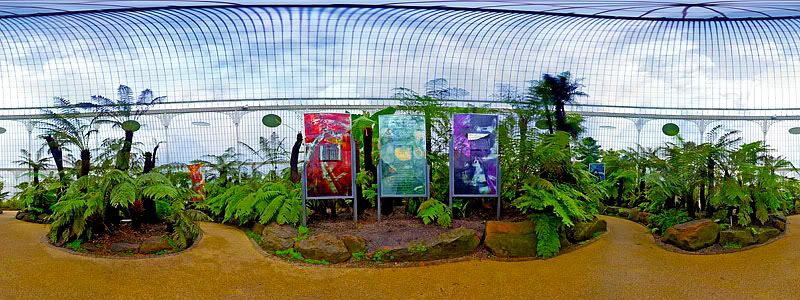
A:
[245,230,264,245]
[238,132,288,177]
[295,226,310,241]
[201,177,302,227]
[351,251,368,262]
[371,250,386,262]
[723,242,742,250]
[532,214,561,258]
[649,209,691,233]
[275,248,330,265]
[48,170,207,248]
[65,239,84,252]
[408,244,428,253]
[416,199,452,228]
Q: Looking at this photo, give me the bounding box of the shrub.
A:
[649,209,691,233]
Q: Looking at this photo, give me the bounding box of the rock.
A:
[568,218,608,243]
[294,233,351,264]
[261,223,297,252]
[35,214,49,224]
[139,236,173,254]
[251,223,266,235]
[766,216,787,232]
[340,234,367,253]
[754,227,780,244]
[719,229,756,247]
[384,227,480,262]
[484,221,537,258]
[110,242,140,253]
[24,213,37,223]
[661,219,720,251]
[82,243,98,252]
[15,211,27,220]
[638,212,652,225]
[627,208,641,222]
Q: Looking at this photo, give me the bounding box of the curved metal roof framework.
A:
[0,4,799,186]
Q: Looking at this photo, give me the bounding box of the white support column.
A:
[632,118,650,148]
[158,114,175,164]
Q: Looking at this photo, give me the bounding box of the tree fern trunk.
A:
[79,149,91,178]
[290,133,302,183]
[115,130,134,171]
[32,166,40,186]
[44,135,64,181]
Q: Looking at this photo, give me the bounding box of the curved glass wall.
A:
[1,6,800,187]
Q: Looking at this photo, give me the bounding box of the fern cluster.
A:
[49,170,207,247]
[416,199,452,228]
[200,176,302,227]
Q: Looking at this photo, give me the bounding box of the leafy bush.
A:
[201,178,302,227]
[49,170,207,248]
[416,199,452,228]
[649,209,691,233]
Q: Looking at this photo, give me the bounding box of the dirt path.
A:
[0,212,797,299]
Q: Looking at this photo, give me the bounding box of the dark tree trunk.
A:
[518,116,529,146]
[141,146,159,223]
[554,101,568,132]
[699,183,706,216]
[290,132,302,183]
[143,152,154,173]
[44,135,64,180]
[79,149,91,178]
[32,166,40,186]
[687,192,696,218]
[616,178,624,206]
[116,130,134,171]
[706,160,716,214]
[354,138,366,216]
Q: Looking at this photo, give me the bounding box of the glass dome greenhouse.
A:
[1,0,800,188]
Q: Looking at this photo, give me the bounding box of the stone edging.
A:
[245,226,608,268]
[42,226,205,260]
[603,215,788,255]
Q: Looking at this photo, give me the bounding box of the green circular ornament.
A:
[122,120,141,132]
[790,127,800,135]
[535,119,550,130]
[262,114,282,128]
[0,127,5,134]
[662,123,680,136]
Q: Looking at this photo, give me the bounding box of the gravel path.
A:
[0,212,794,299]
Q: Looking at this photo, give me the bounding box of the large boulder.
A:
[139,236,173,254]
[484,221,537,258]
[661,219,720,251]
[754,227,781,244]
[568,218,607,243]
[340,234,367,253]
[294,233,351,263]
[110,242,140,253]
[15,211,28,220]
[766,216,787,232]
[719,229,756,247]
[384,227,480,262]
[261,223,297,252]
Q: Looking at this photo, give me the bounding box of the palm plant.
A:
[530,72,587,136]
[13,149,51,186]
[239,132,288,179]
[37,97,97,178]
[194,147,242,187]
[90,85,165,171]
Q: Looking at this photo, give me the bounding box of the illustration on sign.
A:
[452,114,499,196]
[589,163,606,181]
[304,113,353,198]
[378,115,427,196]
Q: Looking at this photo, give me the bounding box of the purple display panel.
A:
[452,114,499,196]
